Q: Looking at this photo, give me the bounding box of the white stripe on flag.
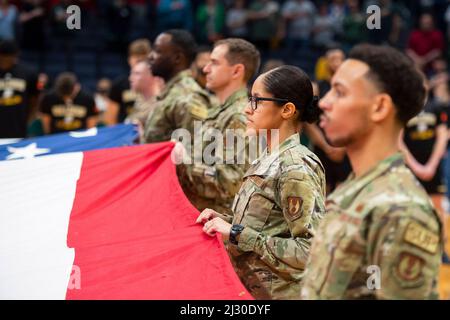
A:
[0,153,83,299]
[0,139,22,146]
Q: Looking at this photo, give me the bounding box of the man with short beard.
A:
[144,29,213,143]
[301,44,442,300]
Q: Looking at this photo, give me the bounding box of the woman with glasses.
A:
[196,65,326,299]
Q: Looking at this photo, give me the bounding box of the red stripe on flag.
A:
[65,142,251,300]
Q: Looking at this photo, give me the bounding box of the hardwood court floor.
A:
[439,214,450,299]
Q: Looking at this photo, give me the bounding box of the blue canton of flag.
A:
[0,124,139,161]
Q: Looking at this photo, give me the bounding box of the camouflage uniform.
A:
[125,96,157,127]
[179,89,249,217]
[144,70,212,143]
[301,153,442,300]
[228,133,326,300]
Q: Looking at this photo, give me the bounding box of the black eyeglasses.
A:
[248,96,289,111]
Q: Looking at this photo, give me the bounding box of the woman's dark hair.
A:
[262,65,320,123]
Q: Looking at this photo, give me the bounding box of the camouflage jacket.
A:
[301,153,442,300]
[179,89,249,216]
[228,133,326,300]
[144,70,212,143]
[125,96,157,127]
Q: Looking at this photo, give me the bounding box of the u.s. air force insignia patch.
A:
[287,197,303,221]
[395,252,425,285]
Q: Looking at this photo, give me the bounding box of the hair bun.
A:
[310,96,319,107]
[303,95,321,123]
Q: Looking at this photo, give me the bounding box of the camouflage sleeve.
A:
[144,101,173,143]
[173,93,209,136]
[183,115,249,202]
[237,170,325,273]
[144,93,208,143]
[367,206,442,299]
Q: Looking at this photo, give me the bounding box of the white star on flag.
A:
[6,143,51,160]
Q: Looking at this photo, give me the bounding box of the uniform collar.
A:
[208,88,247,118]
[222,88,247,110]
[349,152,403,182]
[157,69,192,100]
[245,133,301,177]
[331,152,404,208]
[269,132,301,156]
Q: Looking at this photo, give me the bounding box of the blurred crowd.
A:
[0,0,449,53]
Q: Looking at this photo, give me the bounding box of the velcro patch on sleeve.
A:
[403,221,439,254]
[190,105,208,120]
